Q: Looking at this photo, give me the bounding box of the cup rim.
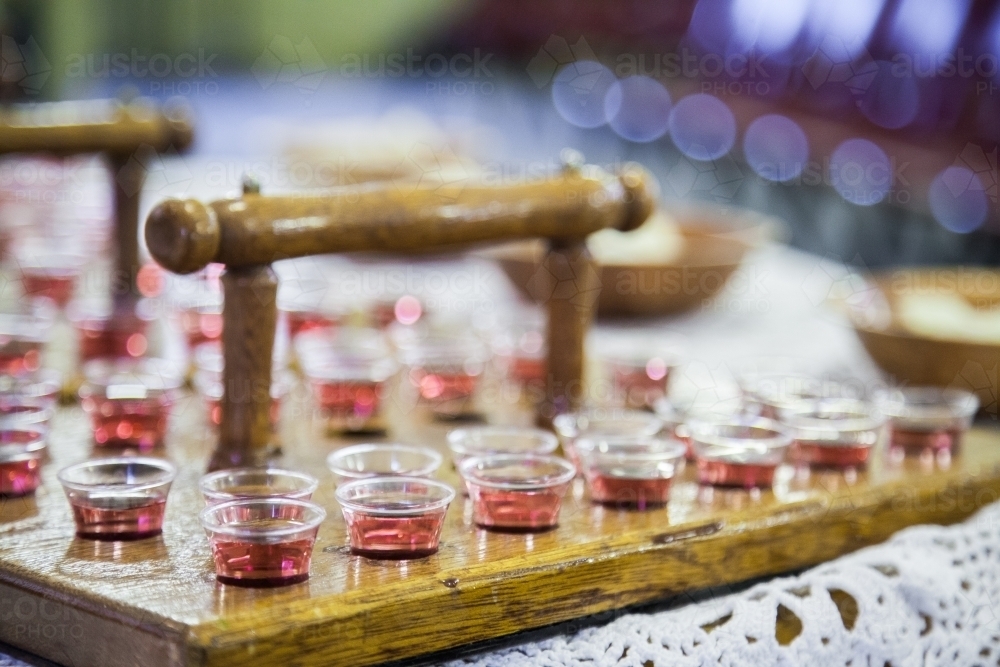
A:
[335,475,456,515]
[689,416,792,451]
[574,435,687,462]
[651,397,681,423]
[0,369,62,399]
[68,300,155,327]
[0,427,46,460]
[57,456,177,492]
[199,467,319,502]
[0,311,52,342]
[446,426,559,458]
[780,398,886,437]
[874,387,980,420]
[458,453,576,490]
[81,358,184,394]
[327,444,442,479]
[303,356,398,383]
[17,252,87,272]
[0,396,54,425]
[199,497,327,538]
[740,371,858,408]
[396,334,489,366]
[552,409,663,438]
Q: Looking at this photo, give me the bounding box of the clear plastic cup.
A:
[552,409,664,467]
[0,369,63,407]
[874,387,979,455]
[575,436,686,509]
[690,417,791,489]
[780,398,885,468]
[367,294,425,329]
[299,332,397,434]
[446,426,559,467]
[18,251,85,308]
[653,395,747,460]
[199,468,319,505]
[336,476,455,559]
[200,498,326,587]
[0,395,53,432]
[0,311,53,376]
[70,302,153,362]
[278,278,346,339]
[327,444,442,486]
[398,334,488,418]
[492,308,547,390]
[191,346,292,431]
[79,359,182,449]
[0,427,46,496]
[58,457,176,540]
[739,370,859,419]
[601,344,682,410]
[174,292,224,351]
[459,454,575,530]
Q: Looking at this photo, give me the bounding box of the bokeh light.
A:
[687,0,732,54]
[668,94,736,161]
[136,263,164,298]
[394,295,422,326]
[891,0,969,55]
[928,166,988,234]
[857,61,919,129]
[829,138,892,206]
[646,358,668,382]
[551,60,617,129]
[604,76,672,143]
[743,114,809,182]
[807,0,884,59]
[730,0,810,55]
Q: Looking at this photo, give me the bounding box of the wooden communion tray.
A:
[0,387,998,667]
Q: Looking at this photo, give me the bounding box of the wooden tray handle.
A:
[0,98,195,307]
[146,163,654,274]
[146,162,657,469]
[0,98,194,156]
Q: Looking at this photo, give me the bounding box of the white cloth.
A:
[443,499,1000,667]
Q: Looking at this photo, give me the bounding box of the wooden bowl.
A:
[852,268,1000,413]
[486,205,776,318]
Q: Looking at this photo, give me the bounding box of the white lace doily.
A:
[444,500,1000,667]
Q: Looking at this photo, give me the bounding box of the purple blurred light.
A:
[989,11,1000,80]
[668,94,736,161]
[551,60,617,129]
[604,76,672,143]
[806,0,884,59]
[890,0,969,56]
[687,0,733,55]
[743,114,808,182]
[730,0,810,54]
[928,166,988,234]
[857,60,920,129]
[829,138,892,206]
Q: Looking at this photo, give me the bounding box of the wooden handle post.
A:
[0,98,195,308]
[146,161,657,468]
[537,239,600,425]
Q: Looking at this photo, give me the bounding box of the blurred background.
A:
[2,0,997,267]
